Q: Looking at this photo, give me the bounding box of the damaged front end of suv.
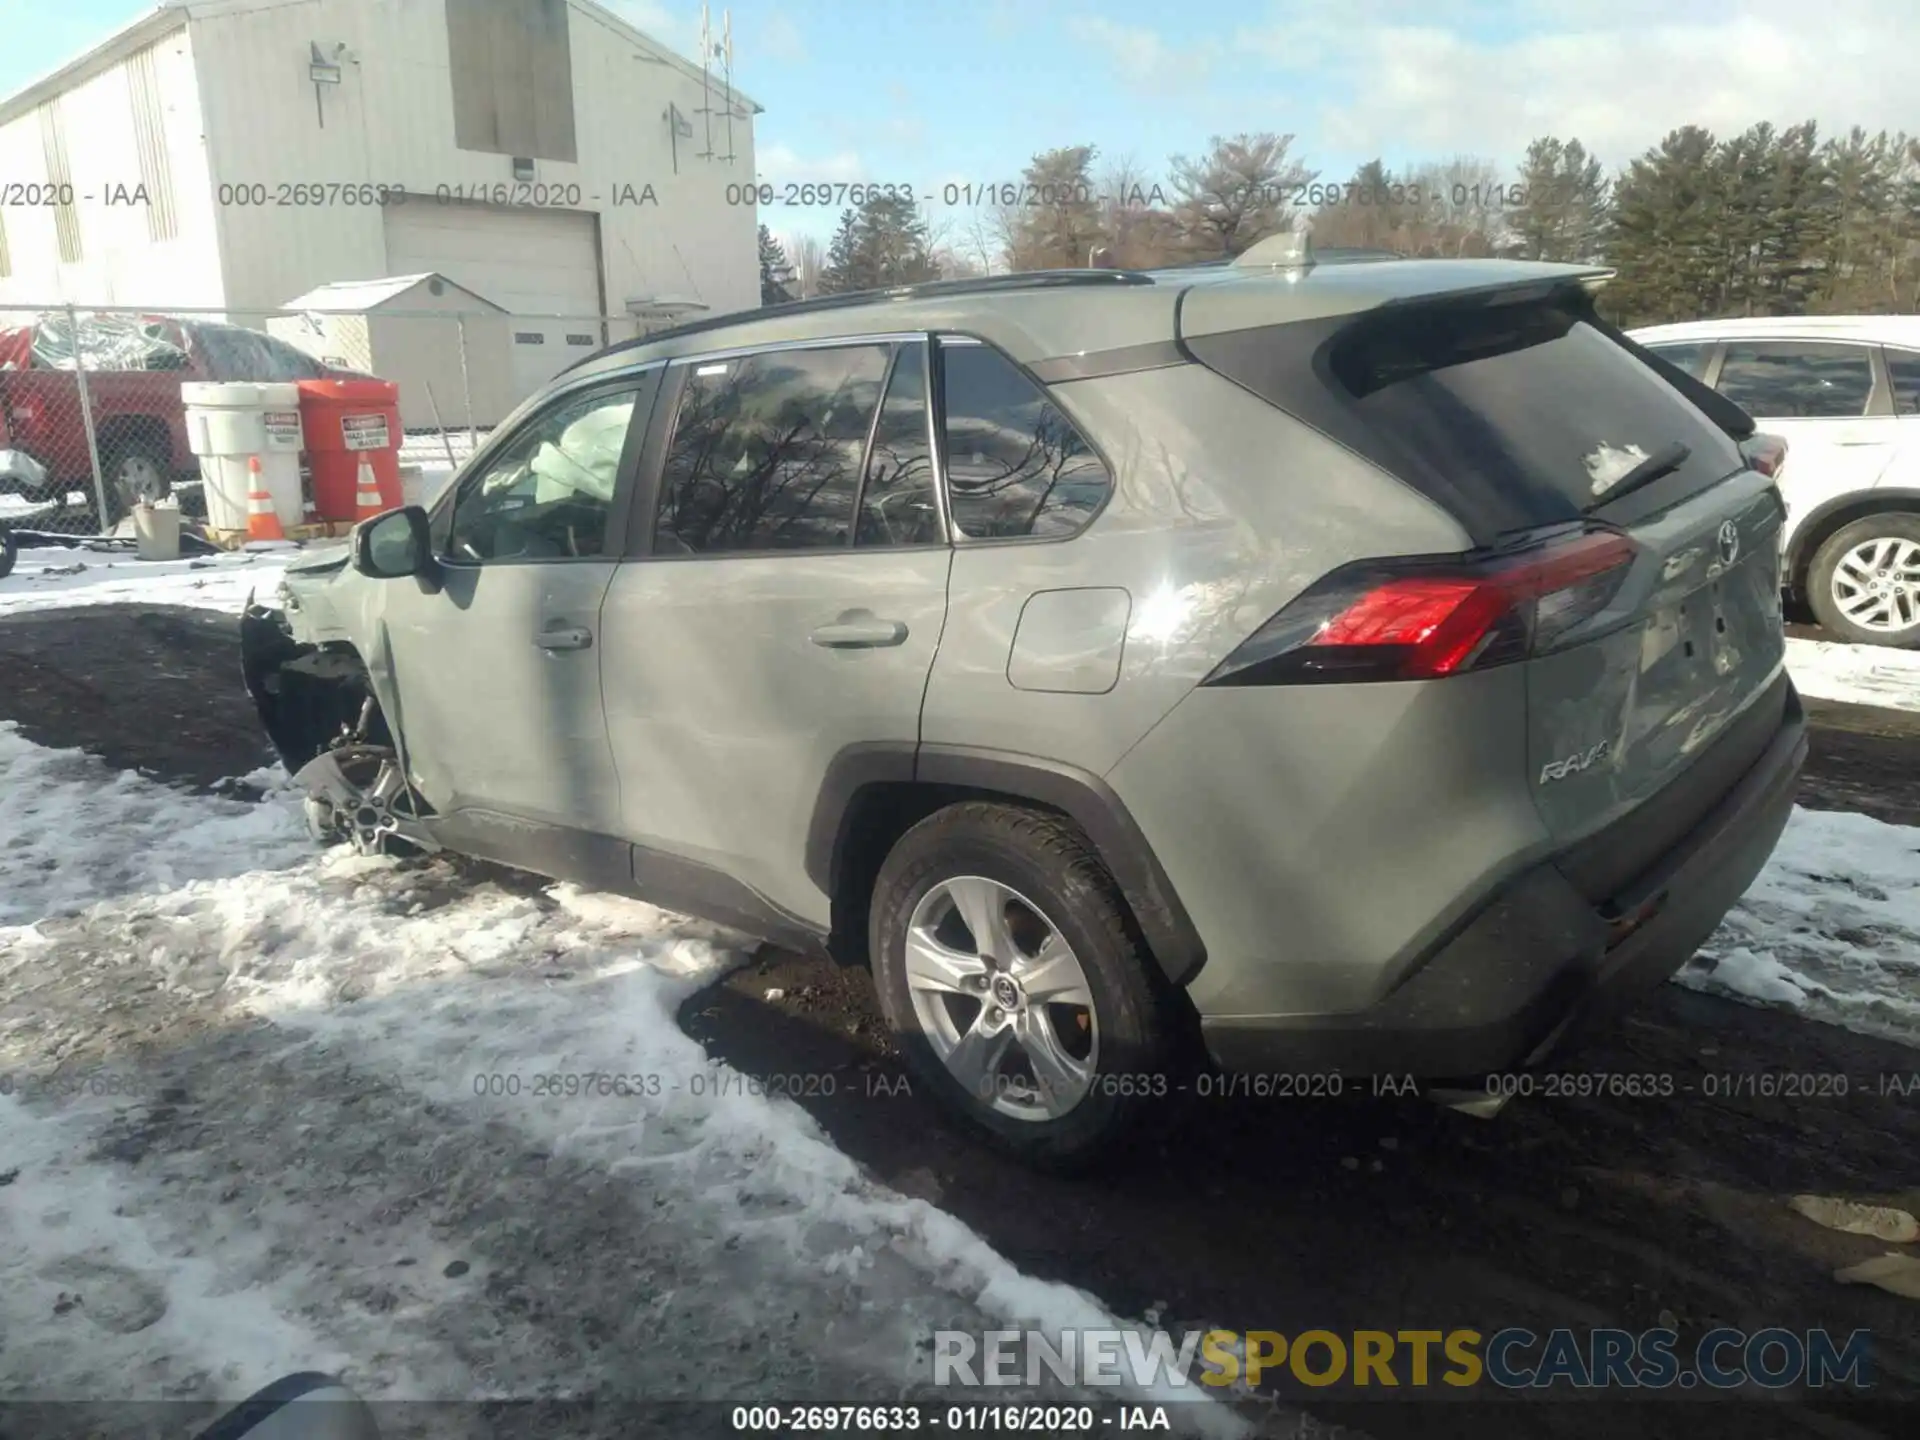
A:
[240,546,439,857]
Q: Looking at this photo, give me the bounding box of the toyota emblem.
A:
[1717,520,1740,566]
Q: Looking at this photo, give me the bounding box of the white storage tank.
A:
[182,381,305,531]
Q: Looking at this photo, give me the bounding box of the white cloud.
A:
[612,0,685,45]
[757,12,808,64]
[755,143,868,186]
[1234,0,1916,169]
[1068,17,1220,92]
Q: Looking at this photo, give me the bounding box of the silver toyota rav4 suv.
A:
[242,235,1807,1169]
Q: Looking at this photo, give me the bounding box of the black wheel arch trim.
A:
[806,742,1207,987]
[1786,488,1920,584]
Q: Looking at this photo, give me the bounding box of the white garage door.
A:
[383,204,605,405]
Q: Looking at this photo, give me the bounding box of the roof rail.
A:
[561,268,1158,375]
[1151,243,1408,277]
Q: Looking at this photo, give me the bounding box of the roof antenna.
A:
[1232,222,1314,271]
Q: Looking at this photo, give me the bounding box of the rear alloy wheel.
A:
[869,803,1175,1171]
[101,437,173,526]
[1809,514,1920,648]
[296,743,439,858]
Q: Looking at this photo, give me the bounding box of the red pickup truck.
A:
[0,312,368,524]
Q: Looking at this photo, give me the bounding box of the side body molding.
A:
[806,742,1208,988]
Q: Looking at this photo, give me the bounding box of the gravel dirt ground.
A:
[3,603,1919,1440]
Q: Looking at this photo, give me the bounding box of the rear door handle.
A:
[536,626,593,651]
[810,618,908,649]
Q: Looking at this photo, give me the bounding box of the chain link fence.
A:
[0,302,664,540]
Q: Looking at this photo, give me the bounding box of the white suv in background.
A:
[1631,316,1920,647]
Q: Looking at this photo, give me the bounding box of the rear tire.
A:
[0,526,15,579]
[868,802,1177,1173]
[1808,513,1920,648]
[99,435,173,527]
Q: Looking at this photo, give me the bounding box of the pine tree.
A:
[1815,129,1899,311]
[818,209,863,294]
[1509,138,1609,262]
[1604,126,1723,326]
[853,193,939,288]
[816,195,937,293]
[757,224,794,306]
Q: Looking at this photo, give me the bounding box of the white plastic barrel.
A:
[181,381,305,531]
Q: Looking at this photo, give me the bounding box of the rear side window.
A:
[857,344,943,547]
[653,344,890,555]
[1715,342,1873,419]
[1890,350,1920,415]
[1327,301,1747,523]
[939,340,1111,540]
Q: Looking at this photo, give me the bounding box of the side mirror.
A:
[352,505,436,584]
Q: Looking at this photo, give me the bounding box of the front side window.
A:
[940,341,1112,540]
[446,385,639,561]
[1715,342,1874,419]
[653,344,891,555]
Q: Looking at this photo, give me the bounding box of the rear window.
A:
[1331,303,1746,524]
[1187,297,1748,540]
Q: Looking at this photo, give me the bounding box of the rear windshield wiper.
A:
[1594,440,1690,506]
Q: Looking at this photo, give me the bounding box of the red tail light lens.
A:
[1205,530,1638,686]
[1742,433,1787,479]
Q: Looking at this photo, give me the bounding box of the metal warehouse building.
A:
[0,0,760,402]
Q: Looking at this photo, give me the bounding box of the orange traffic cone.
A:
[244,457,285,542]
[353,458,387,520]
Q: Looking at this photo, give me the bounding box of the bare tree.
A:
[1167,133,1315,260]
[1098,153,1179,268]
[1409,155,1506,255]
[956,210,1004,275]
[787,233,825,299]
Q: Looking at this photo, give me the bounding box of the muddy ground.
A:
[3,603,1919,1440]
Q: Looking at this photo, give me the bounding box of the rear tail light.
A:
[1742,432,1787,478]
[1205,529,1639,686]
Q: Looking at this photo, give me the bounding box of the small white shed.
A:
[269,273,517,430]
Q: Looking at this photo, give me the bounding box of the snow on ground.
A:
[1784,636,1920,713]
[1680,805,1920,1047]
[0,542,292,618]
[0,729,1247,1436]
[0,725,309,924]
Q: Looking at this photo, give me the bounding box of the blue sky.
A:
[2,0,1906,248]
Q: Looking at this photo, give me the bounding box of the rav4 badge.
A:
[1540,741,1610,784]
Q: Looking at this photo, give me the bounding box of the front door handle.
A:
[810,617,909,649]
[536,626,593,651]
